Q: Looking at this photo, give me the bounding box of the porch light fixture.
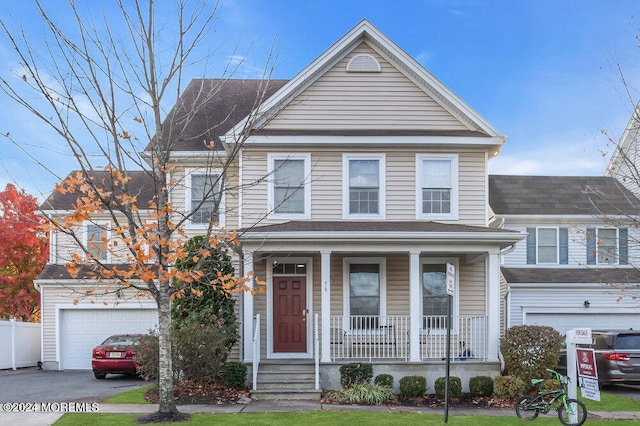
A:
[116,289,123,299]
[583,300,590,308]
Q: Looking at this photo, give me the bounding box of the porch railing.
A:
[330,315,410,360]
[420,315,487,361]
[329,315,487,361]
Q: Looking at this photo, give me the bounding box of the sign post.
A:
[444,263,455,423]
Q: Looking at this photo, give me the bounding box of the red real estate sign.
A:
[576,348,598,379]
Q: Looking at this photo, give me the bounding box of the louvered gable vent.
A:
[346,53,381,72]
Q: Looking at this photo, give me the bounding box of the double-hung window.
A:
[416,155,458,220]
[344,258,386,329]
[526,227,569,264]
[85,221,110,262]
[268,154,310,218]
[587,227,628,265]
[421,259,457,331]
[187,170,223,227]
[343,154,385,219]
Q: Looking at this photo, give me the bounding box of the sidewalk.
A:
[2,400,638,425]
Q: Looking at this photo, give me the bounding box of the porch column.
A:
[486,250,501,362]
[320,250,331,362]
[409,250,421,362]
[243,250,255,362]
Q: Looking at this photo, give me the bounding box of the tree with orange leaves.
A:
[0,1,274,422]
[0,184,48,322]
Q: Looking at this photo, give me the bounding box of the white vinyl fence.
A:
[0,319,41,370]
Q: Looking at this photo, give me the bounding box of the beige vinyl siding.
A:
[242,148,488,227]
[457,261,486,315]
[264,43,468,131]
[458,152,487,226]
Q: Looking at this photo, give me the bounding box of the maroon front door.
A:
[273,276,307,353]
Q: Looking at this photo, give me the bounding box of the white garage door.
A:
[526,313,640,335]
[60,308,158,370]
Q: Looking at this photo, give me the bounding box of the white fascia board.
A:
[236,135,505,147]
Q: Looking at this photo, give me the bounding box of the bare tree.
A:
[0,0,278,421]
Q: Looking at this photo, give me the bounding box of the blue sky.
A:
[1,0,639,199]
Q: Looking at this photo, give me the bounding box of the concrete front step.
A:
[251,389,322,401]
[251,362,320,400]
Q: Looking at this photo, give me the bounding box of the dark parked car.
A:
[557,329,640,386]
[91,334,141,379]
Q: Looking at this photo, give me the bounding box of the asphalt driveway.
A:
[0,367,151,404]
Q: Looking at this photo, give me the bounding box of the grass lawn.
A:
[103,385,154,404]
[54,411,640,425]
[579,389,640,412]
[54,387,638,425]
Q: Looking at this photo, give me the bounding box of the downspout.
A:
[34,281,44,369]
[497,243,516,373]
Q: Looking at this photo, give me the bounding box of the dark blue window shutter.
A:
[619,228,628,265]
[559,228,569,264]
[586,228,596,265]
[526,228,536,264]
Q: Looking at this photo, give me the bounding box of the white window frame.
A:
[421,257,459,334]
[267,153,311,219]
[185,168,225,228]
[83,220,111,262]
[342,153,386,219]
[536,227,559,264]
[342,257,387,330]
[416,154,458,220]
[596,227,619,265]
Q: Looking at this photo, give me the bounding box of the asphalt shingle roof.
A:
[502,267,640,284]
[489,175,640,216]
[146,78,289,152]
[40,170,155,211]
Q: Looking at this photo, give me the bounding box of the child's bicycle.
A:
[515,369,587,426]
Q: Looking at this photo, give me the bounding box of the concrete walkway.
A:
[1,400,638,425]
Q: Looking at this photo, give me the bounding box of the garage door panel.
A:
[61,308,158,370]
[526,313,640,335]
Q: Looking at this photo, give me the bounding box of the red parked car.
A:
[91,334,142,379]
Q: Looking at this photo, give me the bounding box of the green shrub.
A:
[494,375,525,400]
[374,374,394,388]
[434,376,461,399]
[500,325,562,387]
[133,332,160,381]
[399,375,426,397]
[339,363,373,388]
[222,361,247,389]
[325,383,394,405]
[541,378,561,394]
[469,376,494,397]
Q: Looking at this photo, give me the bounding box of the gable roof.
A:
[224,20,505,145]
[40,170,156,211]
[489,175,640,216]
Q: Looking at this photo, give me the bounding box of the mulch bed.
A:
[144,381,251,405]
[144,381,514,409]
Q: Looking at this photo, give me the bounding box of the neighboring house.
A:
[491,175,640,335]
[37,20,526,395]
[606,104,640,195]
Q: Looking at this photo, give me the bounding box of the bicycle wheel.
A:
[515,395,539,420]
[557,398,587,426]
